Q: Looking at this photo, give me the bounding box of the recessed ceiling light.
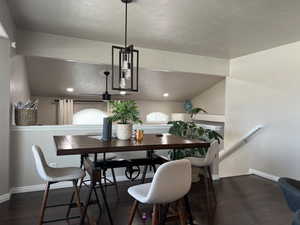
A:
[65,59,76,62]
[66,88,74,92]
[163,93,169,97]
[120,91,126,95]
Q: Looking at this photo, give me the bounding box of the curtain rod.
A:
[53,99,105,103]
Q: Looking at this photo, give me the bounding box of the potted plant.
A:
[110,100,142,140]
[168,120,223,182]
[184,100,207,120]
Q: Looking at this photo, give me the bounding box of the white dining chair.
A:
[32,145,86,225]
[127,159,192,225]
[185,140,221,208]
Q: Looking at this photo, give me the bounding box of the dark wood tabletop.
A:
[54,133,210,156]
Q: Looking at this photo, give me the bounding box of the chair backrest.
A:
[145,159,192,204]
[279,177,300,212]
[203,140,222,165]
[32,145,51,181]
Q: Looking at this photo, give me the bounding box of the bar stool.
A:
[32,145,86,225]
[185,140,221,208]
[127,159,192,225]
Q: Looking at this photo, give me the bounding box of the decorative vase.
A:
[102,117,112,141]
[116,124,133,140]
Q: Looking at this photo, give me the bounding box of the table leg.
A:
[141,165,148,184]
[98,180,114,225]
[80,181,94,225]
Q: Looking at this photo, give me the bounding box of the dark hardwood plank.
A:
[0,175,293,225]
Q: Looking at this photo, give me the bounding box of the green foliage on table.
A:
[109,100,142,124]
[167,121,223,160]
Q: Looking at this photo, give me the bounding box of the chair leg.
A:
[160,204,170,225]
[203,168,212,223]
[207,166,217,206]
[111,168,120,198]
[152,204,159,225]
[128,200,139,225]
[176,200,187,225]
[38,182,51,225]
[72,180,84,218]
[184,195,194,225]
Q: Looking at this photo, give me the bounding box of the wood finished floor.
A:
[0,175,293,225]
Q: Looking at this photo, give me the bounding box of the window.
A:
[73,108,108,125]
[146,112,169,124]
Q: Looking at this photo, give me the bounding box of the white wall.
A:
[34,96,107,125]
[192,80,225,115]
[0,0,15,198]
[16,30,229,76]
[10,125,170,189]
[35,97,184,125]
[10,55,31,104]
[221,41,300,178]
[0,0,15,41]
[0,38,11,196]
[136,100,184,123]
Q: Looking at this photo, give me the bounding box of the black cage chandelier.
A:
[112,0,139,92]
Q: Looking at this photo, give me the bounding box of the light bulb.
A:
[125,69,131,80]
[122,60,129,70]
[120,77,126,89]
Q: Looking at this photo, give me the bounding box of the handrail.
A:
[219,125,264,162]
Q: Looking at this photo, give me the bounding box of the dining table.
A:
[54,133,210,225]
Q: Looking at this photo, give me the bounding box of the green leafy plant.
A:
[187,107,207,119]
[109,100,142,124]
[168,121,223,160]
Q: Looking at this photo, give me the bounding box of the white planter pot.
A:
[116,124,133,140]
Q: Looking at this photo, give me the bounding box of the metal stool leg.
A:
[98,180,114,225]
[80,182,94,225]
[111,168,120,198]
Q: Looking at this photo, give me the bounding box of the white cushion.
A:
[46,167,86,182]
[128,183,151,203]
[32,145,86,182]
[185,157,208,167]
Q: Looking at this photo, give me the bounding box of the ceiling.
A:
[26,56,224,101]
[8,0,300,58]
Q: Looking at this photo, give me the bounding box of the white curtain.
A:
[58,99,74,125]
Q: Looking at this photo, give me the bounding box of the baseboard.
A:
[249,168,279,182]
[0,192,11,204]
[11,173,154,194]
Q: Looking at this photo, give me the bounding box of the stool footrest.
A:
[46,202,83,209]
[43,215,80,223]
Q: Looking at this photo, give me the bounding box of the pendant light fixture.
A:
[102,71,111,100]
[112,0,139,92]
